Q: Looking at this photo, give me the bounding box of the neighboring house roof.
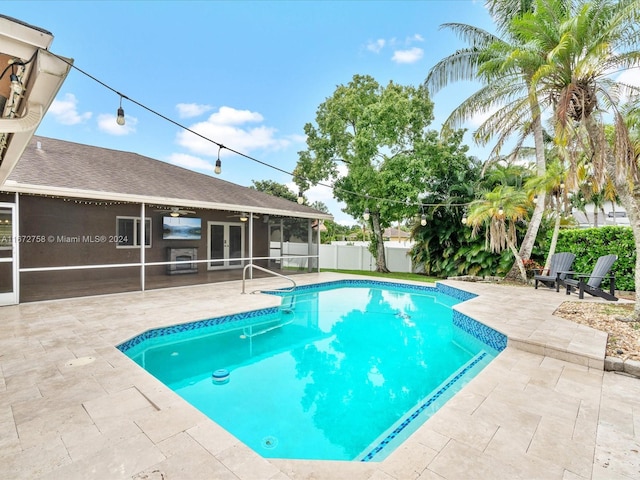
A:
[383,227,411,239]
[0,15,72,185]
[3,135,333,221]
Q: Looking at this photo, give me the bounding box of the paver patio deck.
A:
[0,272,639,479]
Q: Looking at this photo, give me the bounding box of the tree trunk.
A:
[505,93,546,278]
[509,242,527,282]
[543,205,562,272]
[370,212,389,273]
[614,187,640,319]
[584,116,639,319]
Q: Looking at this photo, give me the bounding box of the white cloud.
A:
[616,68,640,103]
[167,153,215,173]
[48,93,92,125]
[287,133,307,144]
[467,106,498,128]
[392,47,424,64]
[210,106,264,125]
[97,113,137,135]
[175,106,289,156]
[366,39,386,53]
[616,68,640,87]
[176,103,214,118]
[367,34,423,55]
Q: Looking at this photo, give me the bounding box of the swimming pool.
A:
[118,280,506,462]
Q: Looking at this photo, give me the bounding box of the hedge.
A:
[552,226,635,292]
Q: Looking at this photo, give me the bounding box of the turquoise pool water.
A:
[118,280,506,462]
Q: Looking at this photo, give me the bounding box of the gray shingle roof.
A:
[4,136,332,220]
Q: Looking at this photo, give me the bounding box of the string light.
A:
[49,53,478,218]
[214,145,223,175]
[116,95,125,126]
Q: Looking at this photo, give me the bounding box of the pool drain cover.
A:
[262,436,278,449]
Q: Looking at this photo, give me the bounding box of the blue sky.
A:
[5,0,498,224]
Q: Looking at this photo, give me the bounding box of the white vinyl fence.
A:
[318,242,413,273]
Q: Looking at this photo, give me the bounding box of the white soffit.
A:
[0,16,72,187]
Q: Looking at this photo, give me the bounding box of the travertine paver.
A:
[0,273,639,479]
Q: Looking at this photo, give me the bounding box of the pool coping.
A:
[1,272,637,479]
[116,278,507,464]
[441,279,611,370]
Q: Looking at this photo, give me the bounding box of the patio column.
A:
[307,218,313,272]
[248,212,254,279]
[140,202,145,291]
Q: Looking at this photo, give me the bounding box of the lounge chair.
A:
[533,252,576,290]
[564,254,618,301]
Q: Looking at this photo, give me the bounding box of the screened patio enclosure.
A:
[0,136,330,305]
[0,192,321,303]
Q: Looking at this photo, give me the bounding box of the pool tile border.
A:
[116,278,507,464]
[267,279,440,295]
[452,310,508,352]
[360,351,489,462]
[116,306,281,353]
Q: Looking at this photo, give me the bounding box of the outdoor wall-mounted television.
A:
[162,217,202,240]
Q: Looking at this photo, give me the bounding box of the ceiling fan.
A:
[155,206,196,217]
[227,211,259,222]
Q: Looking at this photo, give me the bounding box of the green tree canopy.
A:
[250,179,298,203]
[294,74,467,272]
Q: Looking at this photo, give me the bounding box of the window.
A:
[116,217,151,247]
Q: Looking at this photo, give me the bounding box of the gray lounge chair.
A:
[533,252,576,290]
[564,254,618,301]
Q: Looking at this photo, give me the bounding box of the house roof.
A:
[0,15,72,185]
[383,227,411,239]
[2,135,333,221]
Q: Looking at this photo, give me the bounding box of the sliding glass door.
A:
[0,204,17,305]
[207,221,245,270]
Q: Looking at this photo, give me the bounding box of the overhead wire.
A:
[50,53,472,212]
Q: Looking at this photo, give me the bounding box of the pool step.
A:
[240,318,293,339]
[280,294,296,313]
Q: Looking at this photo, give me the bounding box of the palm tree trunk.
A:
[506,94,546,279]
[584,117,639,318]
[543,205,562,272]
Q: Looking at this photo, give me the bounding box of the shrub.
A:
[522,259,543,278]
[554,226,635,291]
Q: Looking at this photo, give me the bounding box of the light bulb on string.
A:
[214,145,223,174]
[116,95,125,126]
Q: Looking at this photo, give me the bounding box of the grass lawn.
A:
[320,269,439,283]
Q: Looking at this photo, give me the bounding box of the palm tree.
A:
[425,3,549,282]
[517,0,640,314]
[524,158,568,270]
[466,185,531,280]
